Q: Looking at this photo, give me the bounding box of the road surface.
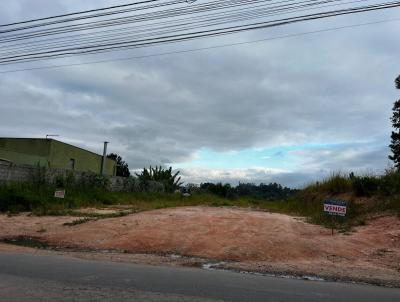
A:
[0,253,399,301]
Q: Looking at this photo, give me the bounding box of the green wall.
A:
[0,149,48,166]
[0,138,51,166]
[49,140,116,175]
[0,138,116,176]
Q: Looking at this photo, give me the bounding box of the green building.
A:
[0,138,116,176]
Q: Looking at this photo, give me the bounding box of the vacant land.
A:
[0,206,399,286]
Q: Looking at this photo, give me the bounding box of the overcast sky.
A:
[0,1,399,188]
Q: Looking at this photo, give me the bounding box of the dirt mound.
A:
[1,206,399,285]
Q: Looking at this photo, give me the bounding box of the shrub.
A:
[0,183,44,212]
[322,174,353,194]
[351,176,380,197]
[379,169,400,196]
[135,166,182,192]
[303,173,352,195]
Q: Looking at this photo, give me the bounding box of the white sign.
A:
[323,200,347,216]
[54,190,65,199]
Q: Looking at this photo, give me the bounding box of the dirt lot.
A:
[0,206,399,286]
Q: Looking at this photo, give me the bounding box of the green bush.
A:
[135,166,182,193]
[322,174,353,194]
[1,169,399,229]
[351,176,380,197]
[302,173,352,195]
[0,183,48,213]
[379,169,400,196]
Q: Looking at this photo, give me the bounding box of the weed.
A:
[352,176,380,197]
[1,170,399,231]
[1,236,48,249]
[63,217,93,226]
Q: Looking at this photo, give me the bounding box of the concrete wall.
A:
[0,162,164,193]
[0,162,35,183]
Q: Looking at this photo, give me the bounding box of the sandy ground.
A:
[0,206,399,286]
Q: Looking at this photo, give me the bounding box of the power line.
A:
[0,0,398,66]
[0,1,400,64]
[0,0,361,55]
[0,0,188,35]
[0,17,398,74]
[0,0,169,28]
[0,1,397,64]
[0,0,295,41]
[0,0,332,49]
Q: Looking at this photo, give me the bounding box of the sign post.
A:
[323,199,347,235]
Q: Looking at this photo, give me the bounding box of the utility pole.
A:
[101,141,109,175]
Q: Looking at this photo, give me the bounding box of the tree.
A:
[107,153,130,177]
[389,75,400,169]
[135,166,183,192]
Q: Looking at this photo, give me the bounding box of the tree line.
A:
[199,182,297,200]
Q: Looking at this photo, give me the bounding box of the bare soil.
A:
[0,206,399,286]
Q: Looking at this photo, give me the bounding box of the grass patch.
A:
[1,236,48,249]
[63,217,93,226]
[303,173,353,195]
[0,182,246,215]
[0,170,399,231]
[291,171,400,229]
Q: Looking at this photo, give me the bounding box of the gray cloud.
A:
[0,1,399,187]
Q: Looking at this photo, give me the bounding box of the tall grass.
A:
[303,173,353,195]
[0,182,112,214]
[301,170,400,198]
[0,180,251,215]
[0,170,399,231]
[294,171,400,229]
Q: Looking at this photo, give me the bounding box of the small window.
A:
[69,158,75,170]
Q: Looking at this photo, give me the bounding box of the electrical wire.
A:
[0,0,360,55]
[0,1,398,64]
[0,0,170,28]
[0,17,398,74]
[0,0,398,66]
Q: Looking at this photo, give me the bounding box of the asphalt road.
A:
[0,253,399,302]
